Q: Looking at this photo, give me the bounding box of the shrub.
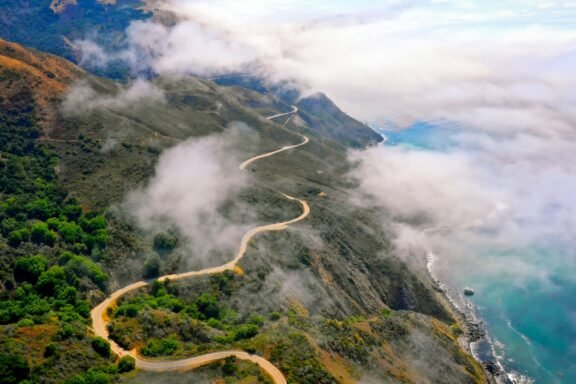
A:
[153,232,178,252]
[141,337,179,357]
[234,324,259,341]
[196,293,220,320]
[143,256,160,278]
[25,198,53,220]
[16,318,34,328]
[0,353,30,384]
[62,252,109,289]
[115,304,139,318]
[14,254,48,283]
[81,215,106,232]
[57,323,85,340]
[58,222,84,243]
[44,342,58,358]
[63,204,83,221]
[8,228,29,247]
[82,229,108,250]
[36,266,67,297]
[451,323,464,337]
[247,314,265,326]
[91,336,111,358]
[221,356,237,376]
[117,356,136,373]
[30,222,56,245]
[156,295,184,313]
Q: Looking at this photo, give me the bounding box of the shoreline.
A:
[374,128,531,384]
[425,251,525,384]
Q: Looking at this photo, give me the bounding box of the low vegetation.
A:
[0,39,488,384]
[109,274,270,355]
[0,75,118,383]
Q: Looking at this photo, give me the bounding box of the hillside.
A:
[0,38,84,130]
[0,0,149,77]
[0,40,489,384]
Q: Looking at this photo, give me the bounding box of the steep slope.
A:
[0,0,149,76]
[297,92,383,148]
[0,38,83,130]
[0,40,489,384]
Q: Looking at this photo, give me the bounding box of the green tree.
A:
[46,217,60,230]
[81,215,107,232]
[25,198,53,220]
[117,356,136,373]
[13,254,48,283]
[0,353,30,384]
[221,356,237,376]
[91,336,111,358]
[115,304,139,318]
[143,256,160,278]
[8,228,29,247]
[82,229,108,250]
[153,232,179,252]
[30,222,56,245]
[44,342,58,358]
[63,203,82,221]
[1,217,19,236]
[141,337,179,357]
[234,324,259,341]
[36,266,67,297]
[58,222,84,243]
[61,252,109,289]
[196,293,220,320]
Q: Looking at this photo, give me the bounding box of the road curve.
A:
[90,106,309,384]
[266,105,298,121]
[240,134,309,171]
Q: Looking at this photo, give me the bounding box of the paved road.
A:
[90,106,307,384]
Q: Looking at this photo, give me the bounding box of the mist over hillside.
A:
[1,1,575,384]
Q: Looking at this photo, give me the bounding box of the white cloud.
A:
[62,79,165,113]
[125,130,253,267]
[71,0,576,290]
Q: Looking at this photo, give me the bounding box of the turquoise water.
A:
[450,246,576,383]
[381,122,576,383]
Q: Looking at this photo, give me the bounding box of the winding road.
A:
[265,105,299,121]
[90,107,306,383]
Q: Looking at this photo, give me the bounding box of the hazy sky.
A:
[73,0,574,125]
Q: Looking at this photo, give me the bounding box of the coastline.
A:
[425,251,535,384]
[372,128,520,384]
[426,252,512,384]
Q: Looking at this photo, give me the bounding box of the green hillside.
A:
[0,40,488,384]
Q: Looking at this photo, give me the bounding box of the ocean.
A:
[375,122,576,383]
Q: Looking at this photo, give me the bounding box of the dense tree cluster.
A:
[0,93,114,383]
[109,275,268,358]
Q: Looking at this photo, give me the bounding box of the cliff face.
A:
[0,40,487,384]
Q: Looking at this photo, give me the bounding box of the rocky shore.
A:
[426,252,514,384]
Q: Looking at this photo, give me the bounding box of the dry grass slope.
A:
[0,38,83,130]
